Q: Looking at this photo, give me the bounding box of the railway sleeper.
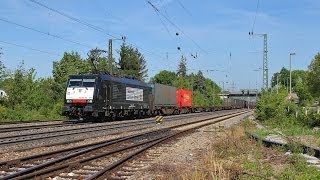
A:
[122,165,149,171]
[125,162,146,168]
[56,173,81,179]
[82,165,103,171]
[107,174,127,180]
[72,169,98,174]
[67,162,82,171]
[115,170,134,176]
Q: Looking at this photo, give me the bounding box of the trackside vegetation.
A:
[255,52,320,144]
[0,47,222,121]
[0,43,149,121]
[156,123,320,179]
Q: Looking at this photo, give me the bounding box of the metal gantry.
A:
[262,34,268,90]
[249,32,268,90]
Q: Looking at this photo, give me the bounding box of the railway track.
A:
[0,112,214,134]
[0,121,83,133]
[0,111,227,148]
[0,119,63,125]
[0,110,250,179]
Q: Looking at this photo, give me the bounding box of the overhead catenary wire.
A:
[0,40,60,56]
[29,0,120,39]
[148,3,183,54]
[176,0,192,16]
[28,0,168,64]
[251,0,260,34]
[147,1,208,54]
[0,18,92,49]
[27,0,180,74]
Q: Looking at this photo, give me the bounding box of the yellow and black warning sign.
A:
[155,115,164,123]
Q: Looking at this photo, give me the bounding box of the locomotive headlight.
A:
[66,99,72,103]
[87,99,93,103]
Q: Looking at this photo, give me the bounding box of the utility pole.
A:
[108,39,112,74]
[276,74,279,94]
[221,81,225,93]
[230,81,235,92]
[108,36,126,75]
[249,32,268,90]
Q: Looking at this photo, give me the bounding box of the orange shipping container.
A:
[176,89,192,107]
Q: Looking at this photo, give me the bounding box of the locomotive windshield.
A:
[68,79,95,87]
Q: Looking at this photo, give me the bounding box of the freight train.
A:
[62,73,248,121]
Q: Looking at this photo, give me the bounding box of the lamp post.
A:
[289,52,296,94]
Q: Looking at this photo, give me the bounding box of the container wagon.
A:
[176,88,192,114]
[153,83,177,115]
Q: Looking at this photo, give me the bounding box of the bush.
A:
[256,89,296,122]
[305,110,320,127]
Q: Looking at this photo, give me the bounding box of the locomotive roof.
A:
[68,74,152,88]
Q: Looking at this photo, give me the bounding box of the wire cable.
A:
[147,1,207,54]
[0,18,92,48]
[29,0,167,62]
[150,5,183,54]
[29,0,120,39]
[0,40,60,56]
[251,0,260,33]
[176,0,192,16]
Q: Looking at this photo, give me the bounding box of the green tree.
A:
[118,43,148,81]
[307,53,320,97]
[86,48,119,74]
[271,68,311,103]
[3,62,34,108]
[0,61,8,102]
[150,70,177,85]
[256,89,297,122]
[193,71,205,94]
[292,70,311,103]
[177,55,187,77]
[0,61,7,82]
[204,78,222,105]
[0,61,63,120]
[173,76,191,90]
[271,67,290,88]
[52,52,90,95]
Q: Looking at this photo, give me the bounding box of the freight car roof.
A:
[68,74,152,88]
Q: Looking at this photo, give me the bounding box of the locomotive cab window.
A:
[68,79,96,87]
[82,79,95,87]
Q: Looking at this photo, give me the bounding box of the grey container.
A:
[153,83,176,106]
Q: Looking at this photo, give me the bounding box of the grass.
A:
[251,128,279,138]
[257,119,320,147]
[155,121,320,180]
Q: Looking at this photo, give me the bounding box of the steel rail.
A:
[0,111,222,146]
[90,111,249,179]
[0,110,248,180]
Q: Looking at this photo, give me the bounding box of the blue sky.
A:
[0,0,319,91]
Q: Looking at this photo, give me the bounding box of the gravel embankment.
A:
[126,111,253,180]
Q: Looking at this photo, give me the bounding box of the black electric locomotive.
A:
[62,74,153,120]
